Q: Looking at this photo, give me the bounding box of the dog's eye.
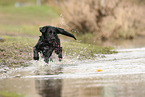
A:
[49,31,52,34]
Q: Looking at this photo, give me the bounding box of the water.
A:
[0,47,145,97]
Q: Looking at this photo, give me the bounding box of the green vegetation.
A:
[0,36,117,66]
[0,91,24,97]
[0,36,36,67]
[62,42,117,60]
[0,0,36,6]
[0,5,59,36]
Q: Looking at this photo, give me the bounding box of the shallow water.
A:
[0,47,145,97]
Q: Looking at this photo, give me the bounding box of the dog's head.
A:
[40,26,58,43]
[39,26,77,43]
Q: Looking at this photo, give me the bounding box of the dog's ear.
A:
[39,26,47,33]
[57,27,77,40]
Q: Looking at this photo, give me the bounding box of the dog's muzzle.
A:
[39,27,42,30]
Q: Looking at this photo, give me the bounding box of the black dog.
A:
[33,26,77,63]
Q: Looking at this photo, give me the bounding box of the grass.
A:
[0,5,59,36]
[0,24,40,36]
[0,6,57,18]
[0,0,36,6]
[0,91,24,97]
[0,36,36,67]
[62,41,116,60]
[0,36,117,66]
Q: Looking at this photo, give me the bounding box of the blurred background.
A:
[0,0,145,43]
[0,1,145,97]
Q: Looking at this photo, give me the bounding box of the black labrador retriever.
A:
[33,26,77,63]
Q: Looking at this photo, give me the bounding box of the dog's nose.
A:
[39,27,42,31]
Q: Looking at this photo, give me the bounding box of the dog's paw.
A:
[44,59,49,64]
[33,57,39,60]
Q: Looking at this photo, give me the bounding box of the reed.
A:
[60,0,145,40]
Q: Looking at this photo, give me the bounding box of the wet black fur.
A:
[33,26,76,63]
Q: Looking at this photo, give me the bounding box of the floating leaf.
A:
[96,69,102,72]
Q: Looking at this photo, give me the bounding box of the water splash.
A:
[1,47,145,79]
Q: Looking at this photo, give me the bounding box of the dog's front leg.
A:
[55,47,62,61]
[33,47,39,60]
[43,47,54,63]
[33,38,43,61]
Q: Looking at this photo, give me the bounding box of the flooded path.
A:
[0,47,145,97]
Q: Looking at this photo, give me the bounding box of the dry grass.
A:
[59,0,145,40]
[102,0,145,39]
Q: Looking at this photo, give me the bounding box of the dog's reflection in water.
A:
[35,65,62,97]
[35,78,62,97]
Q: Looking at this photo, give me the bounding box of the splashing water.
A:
[0,47,145,97]
[1,47,145,79]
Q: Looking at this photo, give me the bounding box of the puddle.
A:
[0,47,145,97]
